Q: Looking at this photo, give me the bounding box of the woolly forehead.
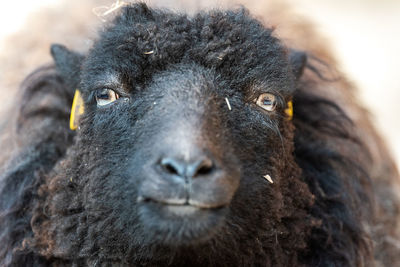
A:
[81,4,295,95]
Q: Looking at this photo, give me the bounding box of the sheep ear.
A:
[50,44,84,87]
[289,50,307,80]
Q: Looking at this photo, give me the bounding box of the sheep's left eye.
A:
[255,93,277,111]
[95,88,120,106]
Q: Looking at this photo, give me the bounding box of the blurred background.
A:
[0,0,399,168]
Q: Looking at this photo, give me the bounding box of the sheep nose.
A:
[160,156,215,179]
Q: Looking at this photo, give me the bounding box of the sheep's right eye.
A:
[95,88,120,106]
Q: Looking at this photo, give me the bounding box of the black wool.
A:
[1,3,399,267]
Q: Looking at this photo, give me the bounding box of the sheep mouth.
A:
[155,203,201,216]
[137,196,227,215]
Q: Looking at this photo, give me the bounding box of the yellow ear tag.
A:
[69,90,85,130]
[284,100,293,120]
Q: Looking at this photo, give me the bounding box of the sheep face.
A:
[44,3,313,262]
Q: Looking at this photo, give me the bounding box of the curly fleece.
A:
[1,3,400,267]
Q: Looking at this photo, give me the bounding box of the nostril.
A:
[189,158,215,178]
[160,158,185,177]
[197,165,213,175]
[164,163,178,175]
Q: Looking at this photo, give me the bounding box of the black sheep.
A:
[1,3,400,266]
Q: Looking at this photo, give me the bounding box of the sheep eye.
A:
[95,88,120,106]
[255,93,277,111]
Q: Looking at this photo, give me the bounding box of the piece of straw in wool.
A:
[225,97,232,110]
[263,174,273,184]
